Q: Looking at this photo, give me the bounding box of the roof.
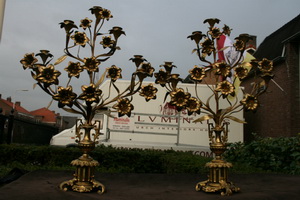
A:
[0,98,31,114]
[254,13,300,60]
[30,107,57,123]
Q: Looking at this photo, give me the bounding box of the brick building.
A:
[0,94,77,144]
[0,95,32,117]
[243,14,300,140]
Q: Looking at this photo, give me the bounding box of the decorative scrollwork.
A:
[75,119,84,143]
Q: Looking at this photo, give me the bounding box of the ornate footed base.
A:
[60,178,105,194]
[196,180,240,196]
[59,154,105,194]
[195,159,240,196]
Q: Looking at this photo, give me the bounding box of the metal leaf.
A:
[193,115,214,123]
[33,83,37,90]
[129,74,136,92]
[54,55,67,65]
[225,115,246,124]
[31,71,36,79]
[112,81,120,94]
[95,69,108,87]
[205,93,214,110]
[220,107,231,115]
[191,49,197,54]
[46,99,53,109]
[217,46,229,53]
[163,91,170,103]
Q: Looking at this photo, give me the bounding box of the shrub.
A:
[224,134,300,174]
[0,144,211,174]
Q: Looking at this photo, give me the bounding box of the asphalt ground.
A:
[0,170,299,200]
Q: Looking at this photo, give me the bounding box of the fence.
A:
[0,113,58,145]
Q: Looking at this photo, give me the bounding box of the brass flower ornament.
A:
[240,94,259,111]
[216,80,235,98]
[170,88,191,111]
[130,55,146,68]
[139,62,155,77]
[186,97,201,115]
[189,65,206,82]
[83,57,100,72]
[89,6,113,21]
[214,61,231,77]
[78,84,102,104]
[20,53,38,69]
[222,24,232,36]
[204,18,220,28]
[60,20,78,33]
[154,69,169,87]
[112,98,134,117]
[100,36,115,48]
[259,58,273,73]
[201,38,215,56]
[36,64,61,85]
[109,26,126,41]
[53,86,77,108]
[65,61,83,78]
[209,27,222,39]
[80,18,92,30]
[187,31,206,45]
[106,65,122,82]
[71,31,89,47]
[234,65,248,80]
[234,34,252,51]
[139,84,158,102]
[160,61,176,74]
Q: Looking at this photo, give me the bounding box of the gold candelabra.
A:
[154,18,274,195]
[20,6,157,194]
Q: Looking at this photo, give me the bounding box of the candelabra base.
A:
[60,178,105,194]
[196,180,240,196]
[59,155,105,194]
[195,160,240,196]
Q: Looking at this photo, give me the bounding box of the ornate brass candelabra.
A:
[154,18,274,195]
[20,6,157,194]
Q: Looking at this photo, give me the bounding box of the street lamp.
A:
[10,89,29,143]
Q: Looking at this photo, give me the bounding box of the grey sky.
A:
[0,0,299,115]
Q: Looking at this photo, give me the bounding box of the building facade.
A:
[0,94,77,144]
[243,14,300,140]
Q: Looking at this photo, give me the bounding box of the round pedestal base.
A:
[196,160,240,196]
[60,179,105,194]
[59,155,105,194]
[196,180,240,196]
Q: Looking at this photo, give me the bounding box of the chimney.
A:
[7,97,11,102]
[15,101,21,107]
[246,35,257,55]
[246,35,257,49]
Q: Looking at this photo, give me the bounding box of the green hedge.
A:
[2,134,299,176]
[224,134,300,174]
[0,144,212,174]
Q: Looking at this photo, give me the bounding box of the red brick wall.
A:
[242,42,300,141]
